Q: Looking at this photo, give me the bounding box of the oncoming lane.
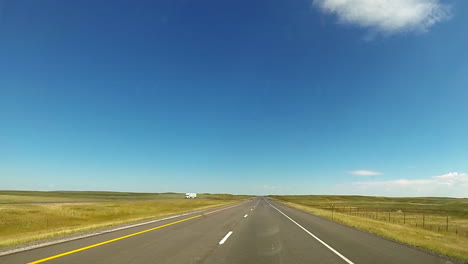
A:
[0,199,255,264]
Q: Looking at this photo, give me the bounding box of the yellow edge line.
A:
[26,203,242,264]
[27,215,202,264]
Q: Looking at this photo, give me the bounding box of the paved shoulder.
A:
[1,197,459,264]
[268,199,458,264]
[0,201,253,264]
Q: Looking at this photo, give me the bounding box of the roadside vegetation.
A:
[0,191,251,247]
[270,195,468,262]
[0,190,251,203]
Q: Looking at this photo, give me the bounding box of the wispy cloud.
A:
[349,170,383,176]
[353,172,468,197]
[313,0,452,35]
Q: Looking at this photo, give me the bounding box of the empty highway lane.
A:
[0,197,457,264]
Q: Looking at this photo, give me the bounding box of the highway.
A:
[0,197,456,264]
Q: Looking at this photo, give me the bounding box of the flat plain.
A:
[271,195,468,262]
[0,190,250,247]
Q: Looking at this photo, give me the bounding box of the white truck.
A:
[185,192,197,199]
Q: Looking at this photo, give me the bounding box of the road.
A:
[0,197,457,264]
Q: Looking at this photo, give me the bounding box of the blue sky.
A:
[1,0,467,197]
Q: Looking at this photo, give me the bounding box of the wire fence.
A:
[321,205,468,239]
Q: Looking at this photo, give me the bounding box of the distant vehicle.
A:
[185,193,197,199]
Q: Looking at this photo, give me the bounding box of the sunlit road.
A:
[0,197,455,264]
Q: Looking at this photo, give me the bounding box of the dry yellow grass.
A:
[0,199,241,247]
[275,200,468,263]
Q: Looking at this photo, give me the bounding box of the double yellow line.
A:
[27,204,240,264]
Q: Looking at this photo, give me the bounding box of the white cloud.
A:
[353,172,468,197]
[349,170,383,176]
[313,0,452,34]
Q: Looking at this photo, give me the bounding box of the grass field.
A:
[0,190,250,203]
[270,195,468,262]
[0,191,251,247]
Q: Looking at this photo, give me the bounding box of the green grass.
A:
[0,191,251,247]
[0,190,252,203]
[270,195,468,215]
[0,190,185,203]
[270,195,468,262]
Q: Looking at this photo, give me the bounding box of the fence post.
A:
[388,211,391,222]
[423,213,425,228]
[446,215,448,232]
[403,212,406,224]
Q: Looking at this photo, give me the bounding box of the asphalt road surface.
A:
[0,197,458,264]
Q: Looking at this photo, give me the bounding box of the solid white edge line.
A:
[266,200,355,264]
[219,231,233,245]
[0,201,248,257]
[244,214,248,218]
